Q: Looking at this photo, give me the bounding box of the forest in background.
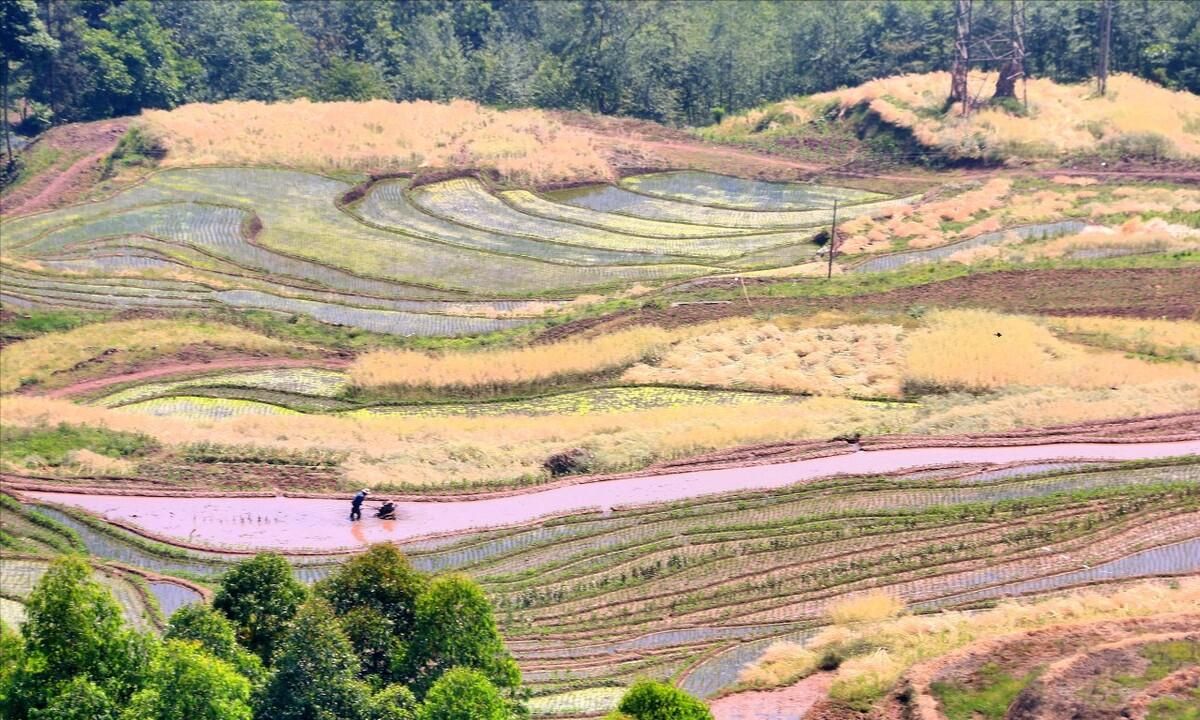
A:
[3,0,1200,134]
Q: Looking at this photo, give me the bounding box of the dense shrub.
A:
[616,680,713,720]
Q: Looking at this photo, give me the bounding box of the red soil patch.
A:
[872,614,1200,720]
[537,268,1200,343]
[710,672,834,720]
[2,118,131,216]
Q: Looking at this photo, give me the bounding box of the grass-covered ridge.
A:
[704,72,1200,162]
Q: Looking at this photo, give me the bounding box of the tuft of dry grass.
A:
[738,577,1200,704]
[0,319,291,393]
[349,327,676,390]
[827,590,906,625]
[903,310,1198,392]
[142,99,615,184]
[62,448,135,476]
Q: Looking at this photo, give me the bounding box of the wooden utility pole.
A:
[826,200,839,280]
[1098,0,1113,96]
[950,0,972,114]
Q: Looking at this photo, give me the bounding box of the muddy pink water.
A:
[26,441,1200,551]
[708,673,833,720]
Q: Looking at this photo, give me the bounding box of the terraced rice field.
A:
[115,396,303,419]
[0,556,160,630]
[13,457,1199,716]
[620,171,885,211]
[408,178,821,258]
[94,368,351,407]
[851,220,1090,273]
[0,169,925,336]
[91,378,799,418]
[552,183,916,229]
[348,387,800,418]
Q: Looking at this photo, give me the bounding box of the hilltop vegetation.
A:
[703,72,1200,162]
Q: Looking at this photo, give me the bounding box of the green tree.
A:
[258,598,370,720]
[212,553,307,664]
[407,574,519,695]
[0,621,22,705]
[30,676,115,720]
[318,543,426,683]
[156,0,311,102]
[3,556,152,720]
[0,0,58,163]
[311,58,389,101]
[340,607,407,685]
[319,544,427,634]
[122,639,253,720]
[166,604,265,685]
[616,680,712,720]
[416,668,509,720]
[76,0,184,118]
[368,684,418,720]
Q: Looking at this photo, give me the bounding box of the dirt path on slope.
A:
[709,673,834,720]
[39,356,351,399]
[2,118,130,217]
[16,439,1200,552]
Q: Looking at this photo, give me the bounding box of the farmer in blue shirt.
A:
[350,488,369,521]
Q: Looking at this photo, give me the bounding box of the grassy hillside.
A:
[703,72,1200,162]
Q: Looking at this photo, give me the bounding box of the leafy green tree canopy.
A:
[212,552,307,664]
[368,683,419,720]
[318,543,427,634]
[165,603,266,685]
[121,639,253,720]
[258,598,371,720]
[416,667,509,720]
[407,574,519,695]
[4,556,151,720]
[617,680,713,720]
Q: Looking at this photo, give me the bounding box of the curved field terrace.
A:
[3,90,1199,720]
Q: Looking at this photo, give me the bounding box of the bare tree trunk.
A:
[1098,0,1113,95]
[994,0,1025,100]
[950,0,972,114]
[2,62,11,168]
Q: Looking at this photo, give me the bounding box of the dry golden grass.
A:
[815,72,1200,157]
[903,310,1199,392]
[0,394,907,487]
[1046,315,1200,361]
[0,320,291,393]
[621,319,904,398]
[7,378,1196,489]
[142,99,614,184]
[827,590,906,625]
[62,448,135,476]
[909,380,1200,435]
[349,327,676,390]
[738,577,1200,702]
